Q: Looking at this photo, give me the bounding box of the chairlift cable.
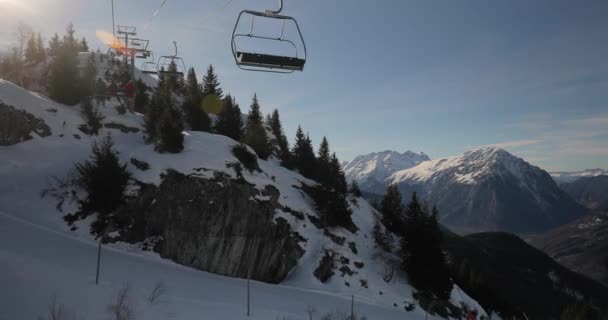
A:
[143,0,169,31]
[200,0,237,25]
[110,0,116,36]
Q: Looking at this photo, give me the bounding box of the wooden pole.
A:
[246,275,250,317]
[95,239,102,285]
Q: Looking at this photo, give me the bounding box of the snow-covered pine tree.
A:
[268,109,290,163]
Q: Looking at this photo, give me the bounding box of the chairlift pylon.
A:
[157,41,186,77]
[231,0,307,73]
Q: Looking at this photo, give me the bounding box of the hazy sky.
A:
[1,0,607,171]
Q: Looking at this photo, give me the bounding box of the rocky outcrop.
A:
[121,170,304,283]
[0,102,51,145]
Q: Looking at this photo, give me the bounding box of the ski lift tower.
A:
[116,25,138,82]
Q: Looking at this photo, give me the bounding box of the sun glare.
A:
[0,0,33,13]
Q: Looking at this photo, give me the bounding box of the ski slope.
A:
[0,56,486,319]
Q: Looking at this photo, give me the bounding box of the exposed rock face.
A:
[0,102,51,145]
[123,170,304,283]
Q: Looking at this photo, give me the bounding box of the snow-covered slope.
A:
[0,59,485,319]
[550,168,608,183]
[343,150,429,194]
[387,147,586,234]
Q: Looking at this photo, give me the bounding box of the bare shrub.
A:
[38,295,74,320]
[305,305,317,320]
[383,262,394,283]
[107,284,134,320]
[147,280,167,305]
[40,171,79,212]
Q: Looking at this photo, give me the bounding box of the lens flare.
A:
[96,30,125,52]
[202,94,223,115]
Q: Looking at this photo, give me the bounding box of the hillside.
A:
[0,58,484,319]
[551,169,608,184]
[444,232,608,319]
[529,211,608,288]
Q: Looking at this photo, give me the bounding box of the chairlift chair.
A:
[231,0,307,73]
[157,41,186,77]
[141,53,158,75]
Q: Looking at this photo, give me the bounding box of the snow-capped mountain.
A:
[550,168,608,183]
[386,147,586,234]
[343,150,430,194]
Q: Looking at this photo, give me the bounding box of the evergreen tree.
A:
[133,79,149,113]
[380,184,405,235]
[35,33,46,61]
[24,34,37,62]
[291,126,317,178]
[201,64,223,98]
[94,78,107,106]
[242,94,271,159]
[81,97,104,135]
[76,134,131,234]
[329,152,347,194]
[400,193,452,299]
[268,109,290,163]
[215,94,244,141]
[47,24,81,105]
[48,33,61,56]
[79,53,97,99]
[183,67,210,131]
[316,137,331,182]
[79,37,89,52]
[246,93,263,126]
[156,106,185,153]
[349,180,362,197]
[165,60,182,92]
[144,86,171,143]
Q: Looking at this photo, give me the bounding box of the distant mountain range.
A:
[559,175,608,211]
[551,168,608,183]
[346,147,586,234]
[343,150,429,194]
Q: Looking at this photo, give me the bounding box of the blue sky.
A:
[1,0,607,171]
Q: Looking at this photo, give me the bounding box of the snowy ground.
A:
[0,58,486,319]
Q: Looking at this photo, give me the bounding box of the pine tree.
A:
[80,53,97,99]
[79,37,89,52]
[183,67,211,131]
[48,33,61,56]
[47,24,81,105]
[380,184,404,235]
[81,97,104,135]
[215,94,244,141]
[349,180,362,197]
[291,126,317,178]
[268,109,290,163]
[316,137,331,182]
[35,33,46,61]
[144,86,171,143]
[329,152,347,194]
[165,60,182,92]
[156,106,185,153]
[400,193,452,299]
[76,134,131,234]
[246,93,263,126]
[242,94,271,159]
[201,64,223,98]
[95,78,107,106]
[24,34,37,62]
[133,79,149,113]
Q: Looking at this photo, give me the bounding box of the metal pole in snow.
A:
[95,239,102,285]
[351,295,354,320]
[247,275,250,317]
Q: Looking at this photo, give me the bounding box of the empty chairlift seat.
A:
[236,51,305,71]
